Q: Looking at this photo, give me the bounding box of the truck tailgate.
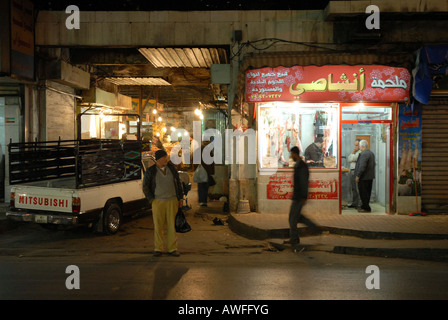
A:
[12,185,76,213]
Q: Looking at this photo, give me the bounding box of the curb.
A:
[227,214,289,240]
[267,238,448,262]
[228,214,448,241]
[332,246,448,262]
[266,238,448,262]
[228,214,448,262]
[322,226,448,240]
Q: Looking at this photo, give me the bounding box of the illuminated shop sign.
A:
[245,65,410,103]
[266,173,338,200]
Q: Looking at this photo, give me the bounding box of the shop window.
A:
[258,102,339,170]
[79,111,140,140]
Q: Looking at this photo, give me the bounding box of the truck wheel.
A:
[103,203,122,235]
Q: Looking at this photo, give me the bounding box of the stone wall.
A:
[36,4,448,49]
[44,81,76,141]
[36,10,333,48]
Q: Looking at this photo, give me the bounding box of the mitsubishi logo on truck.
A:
[17,195,69,208]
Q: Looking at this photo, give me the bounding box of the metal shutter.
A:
[421,101,448,214]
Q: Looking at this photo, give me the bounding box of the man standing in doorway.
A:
[143,149,184,257]
[286,146,318,251]
[355,140,375,213]
[347,139,361,209]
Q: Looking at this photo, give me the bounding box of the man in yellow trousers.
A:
[143,149,184,257]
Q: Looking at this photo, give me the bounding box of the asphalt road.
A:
[1,209,447,302]
[2,250,448,300]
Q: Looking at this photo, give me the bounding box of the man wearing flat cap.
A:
[143,149,184,257]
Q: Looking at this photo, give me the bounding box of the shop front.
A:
[245,65,411,215]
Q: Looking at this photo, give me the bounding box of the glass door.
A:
[341,104,393,215]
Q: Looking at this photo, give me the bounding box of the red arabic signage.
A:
[266,173,338,200]
[246,65,410,103]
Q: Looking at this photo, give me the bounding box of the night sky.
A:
[29,0,331,11]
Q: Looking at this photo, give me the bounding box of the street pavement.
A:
[2,200,448,262]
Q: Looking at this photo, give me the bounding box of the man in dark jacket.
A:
[143,149,184,257]
[355,140,375,213]
[304,137,324,167]
[287,146,318,250]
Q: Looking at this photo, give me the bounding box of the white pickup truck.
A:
[7,175,147,235]
[6,113,156,234]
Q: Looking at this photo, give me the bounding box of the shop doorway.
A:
[340,104,393,215]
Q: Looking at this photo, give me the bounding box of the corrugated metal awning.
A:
[105,77,171,86]
[138,47,228,68]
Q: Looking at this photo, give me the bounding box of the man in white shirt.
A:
[347,139,361,209]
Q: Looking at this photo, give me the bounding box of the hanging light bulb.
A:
[158,116,162,122]
[194,108,201,116]
[152,109,157,114]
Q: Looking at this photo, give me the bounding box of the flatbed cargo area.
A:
[8,138,142,189]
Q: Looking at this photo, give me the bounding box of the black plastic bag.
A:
[213,217,224,225]
[175,208,191,233]
[208,175,216,187]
